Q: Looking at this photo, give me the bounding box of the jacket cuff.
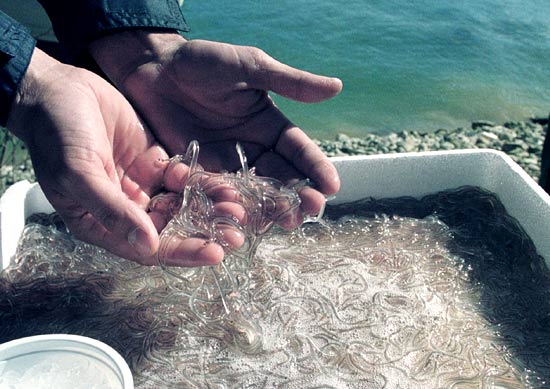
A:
[0,11,36,127]
[38,0,189,58]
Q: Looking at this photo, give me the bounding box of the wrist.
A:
[89,29,186,89]
[6,47,60,142]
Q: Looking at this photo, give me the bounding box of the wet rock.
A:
[472,120,496,129]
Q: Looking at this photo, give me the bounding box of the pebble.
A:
[315,118,549,181]
[1,119,548,194]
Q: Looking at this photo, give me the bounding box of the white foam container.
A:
[0,334,133,388]
[330,149,550,264]
[1,149,549,267]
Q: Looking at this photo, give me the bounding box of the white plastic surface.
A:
[0,150,549,266]
[0,180,55,269]
[330,149,550,263]
[0,334,133,388]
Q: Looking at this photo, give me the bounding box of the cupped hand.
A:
[90,31,343,227]
[6,47,242,266]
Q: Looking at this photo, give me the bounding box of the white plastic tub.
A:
[330,149,550,264]
[1,149,549,267]
[0,334,133,388]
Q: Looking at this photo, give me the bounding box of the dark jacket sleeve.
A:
[0,11,36,127]
[37,0,189,57]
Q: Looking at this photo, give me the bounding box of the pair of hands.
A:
[7,31,342,266]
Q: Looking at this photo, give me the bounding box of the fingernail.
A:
[128,227,152,257]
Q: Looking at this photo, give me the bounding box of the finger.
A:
[254,131,340,196]
[160,237,225,267]
[122,144,169,195]
[252,152,328,228]
[297,185,328,217]
[215,224,246,250]
[163,159,192,193]
[149,209,170,233]
[274,125,341,195]
[149,191,247,226]
[159,225,245,268]
[213,201,248,225]
[275,206,304,230]
[148,192,182,219]
[162,161,243,202]
[245,47,343,103]
[119,174,152,209]
[117,143,174,212]
[198,175,243,202]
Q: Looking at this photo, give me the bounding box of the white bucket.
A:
[0,334,133,388]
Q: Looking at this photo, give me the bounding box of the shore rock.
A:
[1,119,548,195]
[315,118,548,182]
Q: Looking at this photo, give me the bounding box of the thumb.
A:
[245,48,343,103]
[55,175,159,263]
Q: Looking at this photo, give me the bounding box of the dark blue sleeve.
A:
[0,11,36,127]
[37,0,189,57]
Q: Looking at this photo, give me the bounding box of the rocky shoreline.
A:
[315,118,548,182]
[0,119,548,195]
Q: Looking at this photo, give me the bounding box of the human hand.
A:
[90,31,343,227]
[6,47,244,266]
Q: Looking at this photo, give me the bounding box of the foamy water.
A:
[136,214,521,388]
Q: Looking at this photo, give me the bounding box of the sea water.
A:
[182,0,550,137]
[1,186,549,388]
[2,1,549,137]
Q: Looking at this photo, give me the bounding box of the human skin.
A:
[89,30,343,225]
[6,47,246,266]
